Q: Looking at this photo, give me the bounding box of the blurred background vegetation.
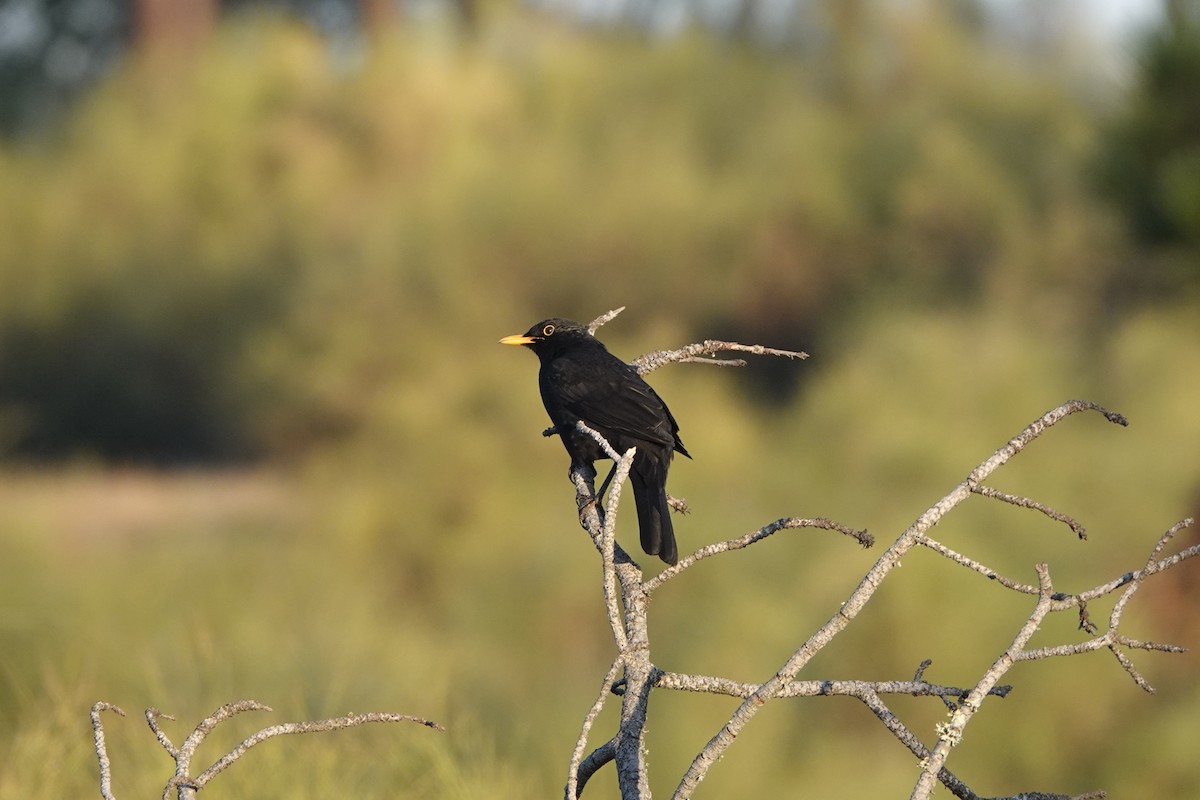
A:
[1,0,1198,797]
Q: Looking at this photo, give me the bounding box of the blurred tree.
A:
[0,4,1148,461]
[0,0,478,136]
[1097,0,1200,300]
[0,0,129,136]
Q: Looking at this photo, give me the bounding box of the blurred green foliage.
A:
[0,4,1151,460]
[1097,7,1200,300]
[1,4,1199,798]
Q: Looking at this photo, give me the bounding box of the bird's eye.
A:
[542,324,555,336]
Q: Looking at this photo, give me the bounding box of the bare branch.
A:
[971,486,1088,539]
[571,421,639,650]
[176,700,271,771]
[91,702,126,800]
[674,401,1127,799]
[912,564,1059,800]
[1063,539,1200,608]
[915,534,1040,594]
[1107,644,1156,693]
[567,657,624,799]
[854,688,980,798]
[633,340,808,375]
[574,419,624,462]
[655,672,1011,702]
[555,370,1170,800]
[586,307,811,373]
[587,307,626,334]
[91,700,442,800]
[192,711,443,788]
[666,494,689,516]
[644,517,872,594]
[569,448,656,799]
[145,708,179,758]
[575,740,617,797]
[1141,517,1193,564]
[673,356,749,367]
[857,687,931,760]
[854,690,1107,800]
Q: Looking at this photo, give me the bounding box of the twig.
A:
[855,689,1107,800]
[655,673,1011,702]
[555,350,1170,800]
[567,657,625,799]
[585,306,808,375]
[588,307,626,334]
[644,517,872,594]
[673,401,1127,800]
[971,485,1088,539]
[146,708,179,757]
[915,535,1040,594]
[90,700,442,800]
[168,699,272,799]
[1059,539,1200,608]
[634,340,808,375]
[91,702,126,800]
[586,426,637,650]
[912,564,1059,800]
[193,711,443,788]
[569,450,655,799]
[853,689,981,797]
[576,740,618,797]
[916,518,1197,697]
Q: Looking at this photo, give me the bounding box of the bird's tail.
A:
[630,460,677,565]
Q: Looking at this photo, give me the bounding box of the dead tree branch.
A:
[586,307,809,375]
[552,332,1195,800]
[90,700,442,800]
[644,517,873,594]
[633,340,809,374]
[971,485,1089,539]
[91,702,125,800]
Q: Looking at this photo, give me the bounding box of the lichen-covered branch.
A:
[555,324,1190,800]
[971,485,1088,539]
[585,306,809,375]
[912,564,1060,799]
[567,657,624,799]
[91,702,126,800]
[644,516,872,594]
[89,700,442,800]
[655,672,1011,702]
[193,710,443,788]
[673,400,1131,800]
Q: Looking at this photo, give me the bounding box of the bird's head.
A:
[499,318,593,357]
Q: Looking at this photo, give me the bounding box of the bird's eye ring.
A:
[542,324,555,337]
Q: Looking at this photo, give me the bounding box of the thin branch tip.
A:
[588,307,626,334]
[93,701,127,717]
[92,700,443,800]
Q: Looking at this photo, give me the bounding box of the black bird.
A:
[500,318,690,564]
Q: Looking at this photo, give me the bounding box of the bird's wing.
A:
[545,355,679,451]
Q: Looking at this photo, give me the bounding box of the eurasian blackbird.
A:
[500,318,690,564]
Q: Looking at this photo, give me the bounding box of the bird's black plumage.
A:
[500,318,689,564]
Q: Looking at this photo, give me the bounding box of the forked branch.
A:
[559,362,1194,800]
[586,307,809,374]
[90,700,442,800]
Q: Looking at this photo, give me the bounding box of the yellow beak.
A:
[499,334,537,346]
